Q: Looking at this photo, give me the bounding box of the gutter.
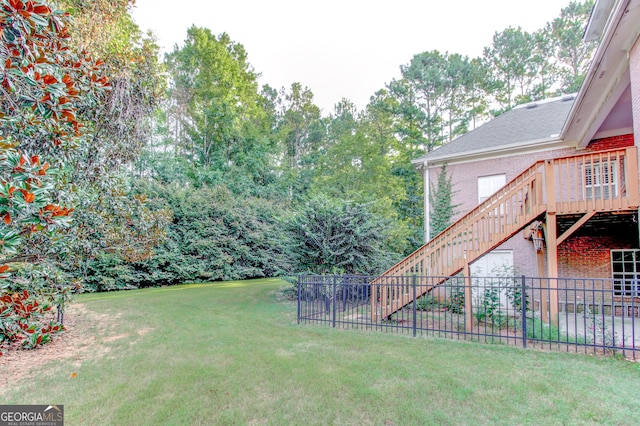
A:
[412,136,570,167]
[423,160,430,243]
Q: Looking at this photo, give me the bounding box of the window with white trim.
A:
[585,160,617,199]
[478,174,506,203]
[611,250,640,297]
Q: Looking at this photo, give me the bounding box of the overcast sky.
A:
[131,0,575,114]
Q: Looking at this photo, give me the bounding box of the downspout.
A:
[423,160,430,243]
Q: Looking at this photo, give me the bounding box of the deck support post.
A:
[544,213,559,328]
[464,262,473,333]
[537,247,548,324]
[543,160,559,328]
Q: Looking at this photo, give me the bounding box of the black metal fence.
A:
[297,274,639,359]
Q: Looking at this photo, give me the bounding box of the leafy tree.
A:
[464,58,492,129]
[277,83,324,169]
[45,0,170,286]
[127,1,598,293]
[483,27,538,113]
[546,0,596,94]
[441,53,478,141]
[54,0,139,67]
[362,89,400,157]
[391,50,484,150]
[390,150,425,253]
[164,27,267,169]
[0,0,111,349]
[528,29,556,100]
[311,99,411,254]
[272,82,325,199]
[0,0,110,276]
[286,195,400,275]
[395,51,448,151]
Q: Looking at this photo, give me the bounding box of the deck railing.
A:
[372,147,639,320]
[551,147,639,214]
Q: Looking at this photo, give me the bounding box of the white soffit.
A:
[563,0,640,147]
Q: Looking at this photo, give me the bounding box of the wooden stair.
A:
[371,147,639,320]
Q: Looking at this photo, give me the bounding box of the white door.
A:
[471,250,513,277]
[470,250,514,311]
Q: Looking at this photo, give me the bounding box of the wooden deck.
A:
[371,147,639,321]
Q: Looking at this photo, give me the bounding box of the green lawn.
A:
[2,278,640,425]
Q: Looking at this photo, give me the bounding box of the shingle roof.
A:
[413,94,576,164]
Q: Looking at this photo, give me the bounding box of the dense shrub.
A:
[285,195,401,275]
[78,183,292,290]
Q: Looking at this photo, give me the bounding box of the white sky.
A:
[131,0,575,114]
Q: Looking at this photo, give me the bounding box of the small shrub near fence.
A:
[297,274,639,359]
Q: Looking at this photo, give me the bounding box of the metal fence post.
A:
[412,274,417,337]
[297,274,301,324]
[332,275,337,328]
[521,275,527,349]
[343,279,347,312]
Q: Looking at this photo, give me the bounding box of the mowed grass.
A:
[2,279,640,425]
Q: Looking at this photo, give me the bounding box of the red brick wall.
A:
[585,133,634,151]
[558,237,619,279]
[557,222,638,279]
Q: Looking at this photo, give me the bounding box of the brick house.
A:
[374,0,640,321]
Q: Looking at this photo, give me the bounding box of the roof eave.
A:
[561,0,640,146]
[414,136,572,168]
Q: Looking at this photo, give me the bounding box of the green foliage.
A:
[285,195,400,275]
[473,265,528,325]
[80,253,141,292]
[526,317,561,340]
[0,0,113,348]
[447,287,464,314]
[0,1,169,362]
[546,0,596,94]
[129,3,596,294]
[505,279,528,312]
[473,287,501,323]
[483,26,538,112]
[106,182,292,289]
[396,50,483,148]
[0,289,63,354]
[585,306,620,351]
[164,27,268,169]
[278,275,299,300]
[491,264,529,312]
[312,98,414,254]
[415,295,438,312]
[387,2,594,126]
[73,1,596,296]
[446,286,465,314]
[277,83,325,171]
[429,163,457,237]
